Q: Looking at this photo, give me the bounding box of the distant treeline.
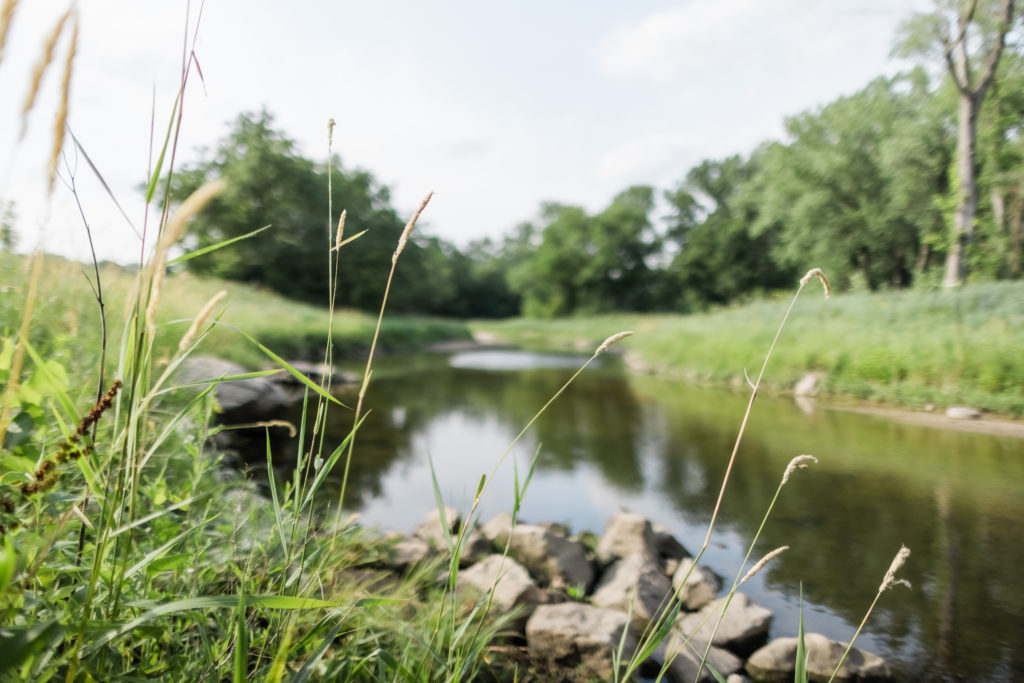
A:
[168,59,1024,318]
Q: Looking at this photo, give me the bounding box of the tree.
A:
[663,155,793,308]
[507,187,661,317]
[751,73,951,290]
[168,110,437,312]
[0,201,15,252]
[895,0,1016,287]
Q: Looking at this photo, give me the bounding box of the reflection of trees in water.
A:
[640,378,1024,681]
[250,358,1024,681]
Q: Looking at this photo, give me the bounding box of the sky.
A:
[0,0,934,265]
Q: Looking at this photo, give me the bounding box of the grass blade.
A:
[168,225,271,265]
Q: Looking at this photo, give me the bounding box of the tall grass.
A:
[0,7,914,683]
[472,280,1024,416]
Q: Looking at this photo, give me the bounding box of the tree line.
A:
[168,2,1024,318]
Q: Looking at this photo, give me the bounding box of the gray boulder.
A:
[676,592,772,656]
[508,524,594,590]
[657,633,743,683]
[596,512,658,565]
[383,535,434,572]
[591,553,673,628]
[526,603,636,680]
[746,632,893,682]
[946,405,981,419]
[457,554,544,630]
[480,511,516,546]
[272,360,357,387]
[672,558,722,611]
[413,507,461,547]
[177,356,290,423]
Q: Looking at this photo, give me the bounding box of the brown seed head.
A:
[782,454,818,486]
[20,7,71,138]
[393,192,433,264]
[879,545,912,593]
[178,290,227,351]
[47,14,77,195]
[799,268,831,299]
[740,546,789,585]
[595,331,634,356]
[0,0,20,66]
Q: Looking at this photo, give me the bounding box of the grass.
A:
[1,6,916,682]
[471,280,1024,417]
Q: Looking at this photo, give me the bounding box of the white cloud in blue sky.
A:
[1,0,931,264]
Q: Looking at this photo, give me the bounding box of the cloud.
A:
[598,135,695,188]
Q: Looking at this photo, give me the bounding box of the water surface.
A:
[276,349,1024,682]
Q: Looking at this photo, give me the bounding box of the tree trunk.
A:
[942,92,981,288]
[1011,190,1023,277]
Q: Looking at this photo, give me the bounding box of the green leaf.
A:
[168,224,272,265]
[0,535,16,596]
[232,327,347,408]
[234,592,248,683]
[146,94,180,203]
[0,620,63,672]
[796,583,808,683]
[146,553,192,575]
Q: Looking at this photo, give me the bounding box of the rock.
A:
[946,405,981,420]
[176,356,290,423]
[526,603,636,680]
[460,529,494,567]
[657,632,744,683]
[746,632,893,682]
[795,371,825,397]
[652,522,690,564]
[480,511,516,546]
[676,593,772,656]
[590,553,673,628]
[457,554,544,630]
[413,507,461,547]
[508,524,594,591]
[726,675,751,683]
[383,535,434,571]
[596,512,658,565]
[672,558,722,611]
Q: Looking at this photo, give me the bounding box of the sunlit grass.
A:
[472,280,1024,416]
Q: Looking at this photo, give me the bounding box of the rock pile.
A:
[384,509,895,683]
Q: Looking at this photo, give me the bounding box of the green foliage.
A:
[0,202,15,252]
[509,186,661,317]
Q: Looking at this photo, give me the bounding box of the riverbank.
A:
[469,280,1024,419]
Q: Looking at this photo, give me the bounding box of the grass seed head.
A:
[47,14,77,195]
[595,330,634,356]
[880,545,912,593]
[159,178,227,252]
[178,290,227,351]
[20,7,70,138]
[0,0,20,66]
[332,209,346,251]
[800,267,831,299]
[782,454,818,485]
[740,546,789,585]
[393,192,433,264]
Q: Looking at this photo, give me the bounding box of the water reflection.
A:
[263,350,1024,682]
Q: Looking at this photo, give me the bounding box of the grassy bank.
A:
[471,280,1024,417]
[0,252,471,374]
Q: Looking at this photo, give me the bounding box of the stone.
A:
[413,507,461,547]
[525,603,636,680]
[657,633,744,683]
[596,512,658,565]
[746,632,893,682]
[651,522,690,564]
[591,553,674,628]
[384,535,434,571]
[676,592,772,656]
[459,529,494,567]
[176,356,290,423]
[457,554,544,630]
[480,511,516,546]
[508,524,594,591]
[946,405,981,420]
[672,558,722,611]
[795,371,825,397]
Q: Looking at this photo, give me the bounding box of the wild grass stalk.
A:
[622,269,830,681]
